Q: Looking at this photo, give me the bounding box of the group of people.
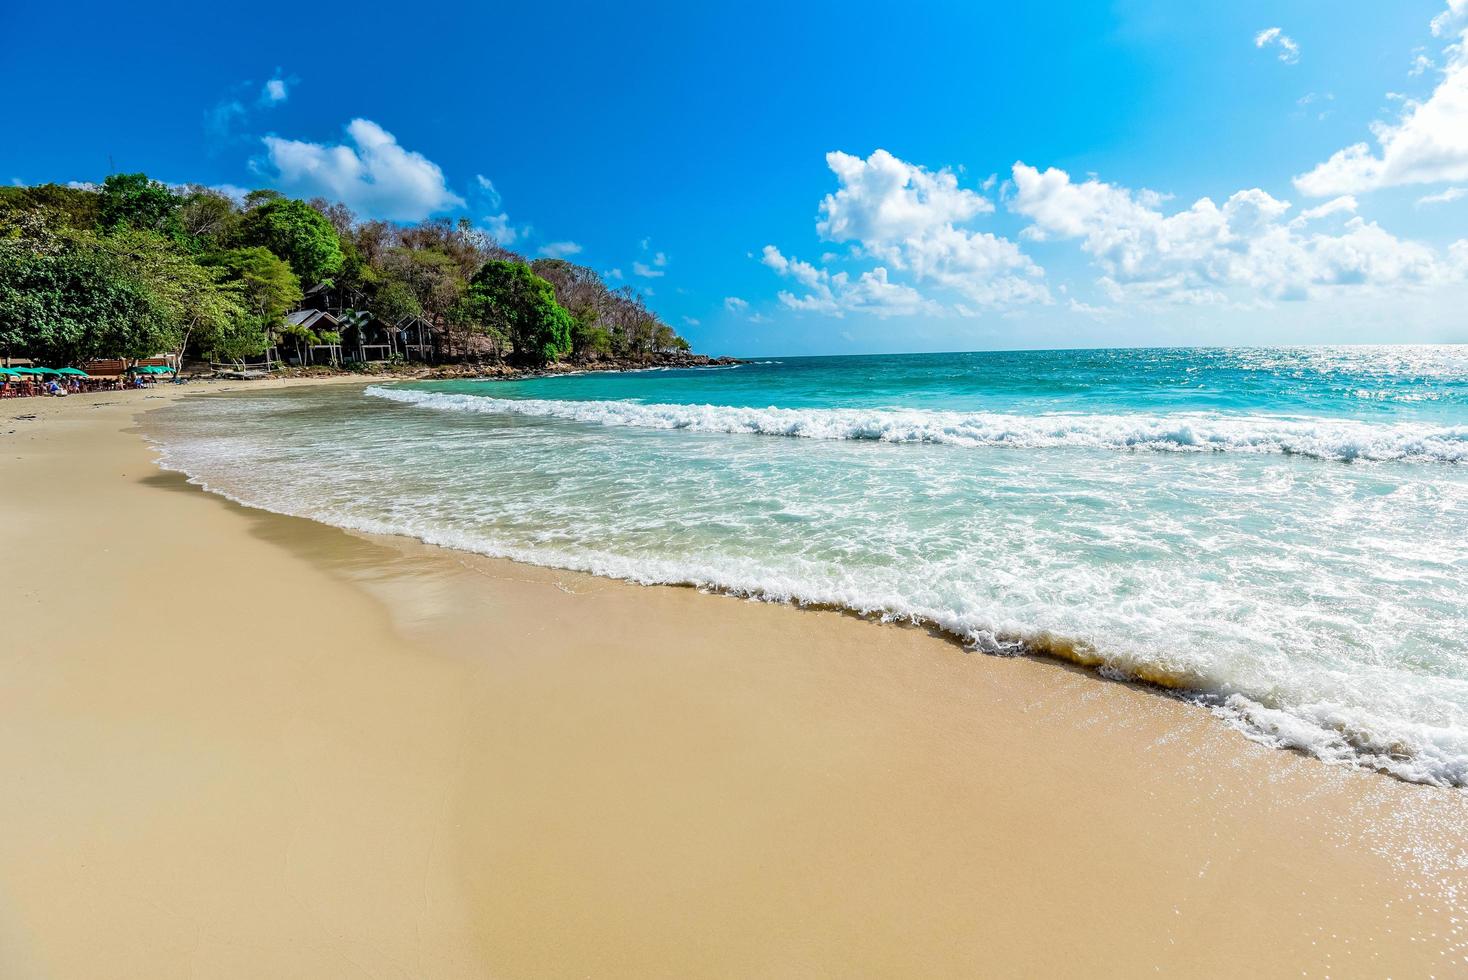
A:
[0,373,155,399]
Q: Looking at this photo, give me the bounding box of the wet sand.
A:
[1,381,1465,978]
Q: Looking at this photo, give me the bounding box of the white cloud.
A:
[1411,52,1435,76]
[606,268,623,280]
[817,149,992,243]
[1010,163,1447,303]
[633,261,665,278]
[1418,186,1467,205]
[539,241,582,258]
[1294,29,1468,195]
[653,251,668,267]
[1295,195,1358,222]
[483,213,525,245]
[683,316,700,327]
[762,246,937,318]
[1254,27,1301,65]
[765,149,1046,314]
[192,183,250,204]
[260,118,465,221]
[1068,299,1122,321]
[1432,0,1468,37]
[261,77,288,105]
[723,296,749,313]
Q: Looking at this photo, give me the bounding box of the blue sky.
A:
[6,0,1468,355]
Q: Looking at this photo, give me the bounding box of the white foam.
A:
[143,385,1468,789]
[365,386,1468,464]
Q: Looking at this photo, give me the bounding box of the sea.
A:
[146,346,1468,786]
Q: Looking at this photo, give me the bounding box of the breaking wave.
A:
[366,386,1468,464]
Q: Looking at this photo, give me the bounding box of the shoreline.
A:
[2,380,1466,977]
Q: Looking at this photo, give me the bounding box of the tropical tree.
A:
[379,246,465,349]
[98,173,181,235]
[102,230,246,368]
[0,228,164,364]
[176,186,242,248]
[462,260,574,365]
[0,183,101,230]
[205,247,301,326]
[237,198,344,286]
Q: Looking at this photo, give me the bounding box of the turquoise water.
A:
[148,346,1468,785]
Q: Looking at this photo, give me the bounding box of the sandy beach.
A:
[1,380,1465,978]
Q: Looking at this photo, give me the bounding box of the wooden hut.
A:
[283,309,343,366]
[337,310,398,363]
[395,314,438,363]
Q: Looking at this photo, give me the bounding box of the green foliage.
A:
[200,317,271,362]
[372,278,422,323]
[0,183,101,230]
[0,171,692,369]
[98,173,181,235]
[204,247,302,326]
[463,260,574,365]
[176,187,241,250]
[0,226,169,364]
[238,198,345,286]
[571,307,613,357]
[529,258,688,361]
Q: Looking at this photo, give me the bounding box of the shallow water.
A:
[148,346,1468,785]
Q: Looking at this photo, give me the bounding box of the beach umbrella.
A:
[56,367,91,377]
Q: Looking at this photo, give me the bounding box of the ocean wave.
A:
[366,386,1468,463]
[143,429,1468,788]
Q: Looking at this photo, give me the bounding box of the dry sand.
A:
[1,380,1465,978]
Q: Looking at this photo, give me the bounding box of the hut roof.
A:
[285,309,340,330]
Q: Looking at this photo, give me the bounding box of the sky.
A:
[6,0,1468,356]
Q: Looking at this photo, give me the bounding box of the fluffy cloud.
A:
[817,149,993,243]
[1254,27,1301,65]
[1418,186,1467,205]
[261,77,288,105]
[1293,28,1468,195]
[766,149,1046,315]
[260,118,465,221]
[633,261,665,278]
[483,212,524,245]
[1294,195,1357,222]
[1010,163,1448,303]
[762,245,936,318]
[539,241,582,258]
[1432,0,1468,37]
[723,296,749,313]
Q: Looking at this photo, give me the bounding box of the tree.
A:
[204,247,301,326]
[98,173,181,235]
[0,183,101,230]
[379,246,466,350]
[372,278,423,324]
[237,198,344,286]
[175,186,241,248]
[570,307,613,359]
[463,260,574,365]
[199,246,300,361]
[103,230,246,367]
[0,227,164,365]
